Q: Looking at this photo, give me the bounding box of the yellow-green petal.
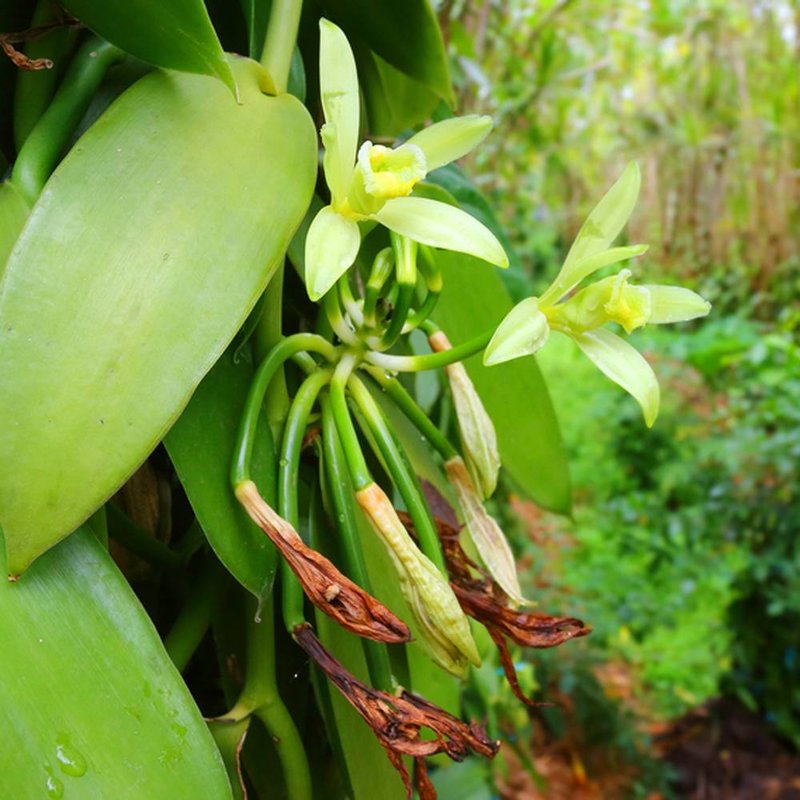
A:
[405,115,492,172]
[541,163,642,305]
[483,297,549,366]
[571,328,660,427]
[373,196,508,267]
[539,244,649,307]
[319,19,360,206]
[304,205,361,301]
[642,285,712,323]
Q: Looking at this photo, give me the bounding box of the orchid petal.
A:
[373,197,508,267]
[319,19,359,206]
[539,244,649,307]
[304,206,361,301]
[483,298,550,366]
[405,115,493,172]
[544,163,641,303]
[571,328,660,427]
[642,285,711,323]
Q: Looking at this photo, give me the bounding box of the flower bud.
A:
[429,331,500,499]
[356,482,481,676]
[445,457,525,607]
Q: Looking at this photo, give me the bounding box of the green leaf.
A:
[0,58,317,575]
[323,0,453,102]
[355,43,441,137]
[427,163,526,299]
[0,181,29,274]
[62,0,236,93]
[432,252,571,515]
[0,526,232,799]
[165,349,278,601]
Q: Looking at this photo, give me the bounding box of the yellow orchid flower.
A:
[305,20,508,301]
[484,163,711,427]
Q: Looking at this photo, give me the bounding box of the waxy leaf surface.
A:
[0,57,317,574]
[0,527,232,799]
[63,0,235,92]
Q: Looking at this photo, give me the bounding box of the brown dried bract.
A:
[236,480,410,644]
[0,19,80,71]
[399,496,590,706]
[294,623,499,799]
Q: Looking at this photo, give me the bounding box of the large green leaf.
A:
[165,349,278,601]
[0,57,317,575]
[62,0,236,93]
[432,252,571,515]
[0,526,232,799]
[323,0,452,102]
[0,181,29,272]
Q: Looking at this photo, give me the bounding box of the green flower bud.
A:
[356,483,481,676]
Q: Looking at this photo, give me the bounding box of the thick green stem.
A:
[13,1,80,149]
[365,329,493,372]
[347,375,446,573]
[379,235,417,348]
[232,334,336,488]
[329,355,372,490]
[12,37,122,203]
[228,595,312,800]
[260,0,303,94]
[320,393,396,691]
[163,558,222,672]
[363,367,457,461]
[257,267,291,440]
[278,369,331,632]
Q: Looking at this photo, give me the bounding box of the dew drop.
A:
[55,735,87,777]
[45,769,63,799]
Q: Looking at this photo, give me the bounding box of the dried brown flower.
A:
[399,494,590,705]
[293,623,498,799]
[236,480,410,644]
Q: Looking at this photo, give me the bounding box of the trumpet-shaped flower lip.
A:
[570,328,660,427]
[357,141,427,200]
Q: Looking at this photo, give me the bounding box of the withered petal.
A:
[293,623,499,798]
[236,481,410,643]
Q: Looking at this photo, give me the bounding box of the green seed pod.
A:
[0,56,316,575]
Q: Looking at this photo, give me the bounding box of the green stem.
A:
[257,267,292,440]
[329,355,372,490]
[163,558,222,672]
[232,334,336,488]
[106,503,182,570]
[320,393,396,691]
[278,369,331,632]
[12,37,122,204]
[323,288,360,346]
[229,595,312,800]
[363,246,394,329]
[365,329,493,372]
[363,367,457,461]
[260,0,303,94]
[347,375,446,573]
[379,235,417,348]
[13,0,80,149]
